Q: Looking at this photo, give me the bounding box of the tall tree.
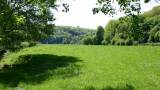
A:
[96,26,104,45]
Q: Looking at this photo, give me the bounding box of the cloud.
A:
[54,0,159,29]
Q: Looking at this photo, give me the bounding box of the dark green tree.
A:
[96,26,104,45]
[129,15,144,41]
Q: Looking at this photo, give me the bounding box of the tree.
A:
[93,0,151,16]
[83,36,94,45]
[96,26,104,45]
[129,15,144,41]
[149,24,160,42]
[0,0,57,51]
[103,5,160,45]
[0,0,156,51]
[105,20,119,42]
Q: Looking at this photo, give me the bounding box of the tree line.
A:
[84,5,160,45]
[89,5,160,46]
[0,0,157,53]
[40,26,96,44]
[42,5,160,46]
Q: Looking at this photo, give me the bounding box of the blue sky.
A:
[54,0,159,29]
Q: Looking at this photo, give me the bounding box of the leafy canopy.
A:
[93,0,153,16]
[0,0,58,50]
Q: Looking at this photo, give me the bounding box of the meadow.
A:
[0,45,160,90]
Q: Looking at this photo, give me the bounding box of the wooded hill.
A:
[40,26,96,44]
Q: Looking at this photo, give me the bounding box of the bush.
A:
[148,25,160,42]
[115,39,125,46]
[125,38,133,45]
[20,41,37,48]
[111,38,116,45]
[154,31,160,42]
[83,37,94,45]
[0,50,6,59]
[111,34,126,45]
[29,42,37,47]
[20,42,30,48]
[101,40,109,45]
[133,41,139,45]
[119,33,128,39]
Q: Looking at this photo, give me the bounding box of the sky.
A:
[54,0,159,29]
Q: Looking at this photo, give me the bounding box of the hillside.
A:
[40,26,96,44]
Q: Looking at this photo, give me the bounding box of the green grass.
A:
[0,45,160,90]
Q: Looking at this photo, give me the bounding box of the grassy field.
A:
[0,45,160,90]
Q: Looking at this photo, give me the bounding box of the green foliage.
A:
[125,38,133,45]
[20,42,31,48]
[105,20,118,42]
[148,24,160,42]
[111,34,126,45]
[82,26,105,45]
[129,15,144,41]
[41,26,96,44]
[104,5,160,45]
[83,37,95,45]
[0,0,56,51]
[93,0,144,15]
[145,15,160,29]
[154,31,160,42]
[96,26,104,45]
[101,40,109,45]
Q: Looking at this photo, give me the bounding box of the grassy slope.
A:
[0,45,160,90]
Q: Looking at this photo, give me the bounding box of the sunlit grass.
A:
[0,45,160,90]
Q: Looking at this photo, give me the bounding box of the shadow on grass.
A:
[0,54,82,87]
[84,84,135,90]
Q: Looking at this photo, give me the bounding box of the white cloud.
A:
[54,0,159,29]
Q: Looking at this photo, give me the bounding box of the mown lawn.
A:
[0,45,160,90]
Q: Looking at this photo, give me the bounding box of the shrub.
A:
[111,34,126,45]
[115,39,125,46]
[29,42,37,47]
[20,42,30,48]
[133,41,139,45]
[83,37,94,45]
[20,41,37,48]
[101,40,109,45]
[154,31,160,42]
[148,25,160,42]
[119,33,128,39]
[125,38,133,45]
[111,38,116,45]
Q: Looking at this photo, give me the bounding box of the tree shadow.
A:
[0,54,82,87]
[84,84,135,90]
